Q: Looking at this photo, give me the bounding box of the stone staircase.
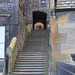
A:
[12,30,49,75]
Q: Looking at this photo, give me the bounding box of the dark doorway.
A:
[33,11,47,30]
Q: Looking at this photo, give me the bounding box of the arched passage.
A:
[33,11,47,30]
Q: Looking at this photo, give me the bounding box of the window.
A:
[0,26,5,58]
[41,0,46,7]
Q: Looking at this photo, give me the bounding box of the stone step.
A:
[13,69,45,72]
[12,72,46,75]
[18,53,45,56]
[15,63,47,66]
[27,43,46,46]
[14,64,45,67]
[16,58,46,61]
[18,54,45,56]
[17,58,46,60]
[18,51,44,53]
[29,35,46,39]
[29,39,45,42]
[18,53,45,55]
[29,36,45,40]
[17,58,47,60]
[25,47,44,50]
[18,52,45,54]
[18,56,46,58]
[21,49,45,52]
[16,59,46,62]
[14,67,45,69]
[15,62,46,64]
[26,45,45,47]
[17,58,47,61]
[18,55,45,56]
[31,30,47,33]
[31,31,46,33]
[30,33,46,35]
[24,41,46,46]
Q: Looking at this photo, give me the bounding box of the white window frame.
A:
[0,26,5,59]
[41,0,46,7]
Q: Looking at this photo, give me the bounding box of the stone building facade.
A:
[0,0,18,73]
[0,0,25,73]
[0,0,75,74]
[25,0,49,27]
[50,0,75,73]
[0,0,49,73]
[0,0,18,48]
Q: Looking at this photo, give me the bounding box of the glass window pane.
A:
[41,0,46,7]
[41,1,46,3]
[0,26,5,43]
[41,3,46,7]
[0,26,5,58]
[0,44,4,58]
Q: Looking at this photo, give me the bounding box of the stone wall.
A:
[25,0,48,25]
[0,0,18,73]
[56,0,75,9]
[0,0,18,48]
[17,0,25,51]
[0,0,26,73]
[11,0,26,71]
[50,11,75,72]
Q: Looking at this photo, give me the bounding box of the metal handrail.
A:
[57,66,75,75]
[6,37,17,75]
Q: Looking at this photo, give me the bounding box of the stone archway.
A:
[33,11,47,30]
[34,22,44,30]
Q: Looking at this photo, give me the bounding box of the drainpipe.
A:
[47,0,51,75]
[49,0,56,75]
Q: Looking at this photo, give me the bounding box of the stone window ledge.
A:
[0,14,11,17]
[55,8,75,12]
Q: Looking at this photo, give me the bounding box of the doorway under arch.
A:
[33,11,47,30]
[34,22,44,30]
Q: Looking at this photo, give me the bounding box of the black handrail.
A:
[57,62,75,75]
[71,54,75,62]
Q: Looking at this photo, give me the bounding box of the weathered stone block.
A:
[67,33,75,43]
[58,23,75,29]
[51,33,67,43]
[58,26,75,32]
[61,43,73,51]
[51,43,61,52]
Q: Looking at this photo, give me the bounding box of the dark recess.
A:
[33,11,47,29]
